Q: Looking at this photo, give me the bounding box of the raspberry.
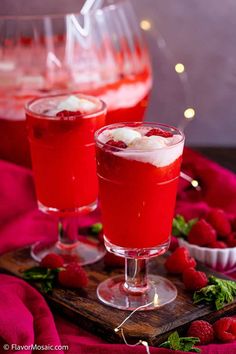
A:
[169,236,179,252]
[165,247,196,274]
[183,267,208,291]
[61,254,81,264]
[227,240,236,248]
[106,139,127,149]
[56,110,82,118]
[213,317,236,342]
[104,253,125,267]
[40,253,64,269]
[58,262,88,288]
[231,217,236,231]
[187,320,214,345]
[226,233,236,248]
[145,128,173,138]
[188,219,216,246]
[207,241,227,249]
[206,209,231,237]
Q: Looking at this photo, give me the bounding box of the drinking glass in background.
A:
[25,93,106,264]
[95,122,184,310]
[0,0,152,167]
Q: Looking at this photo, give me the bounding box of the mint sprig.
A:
[23,267,60,293]
[159,331,200,352]
[193,275,236,310]
[172,215,198,238]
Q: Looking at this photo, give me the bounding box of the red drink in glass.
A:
[90,67,151,125]
[97,150,182,250]
[26,94,106,214]
[25,94,106,264]
[95,122,184,310]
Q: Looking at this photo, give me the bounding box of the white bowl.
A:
[178,239,236,271]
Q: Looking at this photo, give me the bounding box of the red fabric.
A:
[0,148,236,354]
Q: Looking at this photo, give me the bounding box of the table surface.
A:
[194,147,236,174]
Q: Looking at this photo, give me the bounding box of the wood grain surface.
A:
[0,247,235,346]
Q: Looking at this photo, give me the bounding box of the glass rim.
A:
[25,92,107,120]
[0,0,130,20]
[95,122,185,152]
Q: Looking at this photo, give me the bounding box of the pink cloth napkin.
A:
[177,148,236,219]
[0,149,236,354]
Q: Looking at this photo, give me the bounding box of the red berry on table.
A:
[145,128,173,138]
[106,139,127,149]
[40,253,64,269]
[207,241,227,249]
[165,247,196,274]
[183,267,208,291]
[188,219,217,246]
[206,208,231,237]
[169,236,179,252]
[56,110,82,118]
[187,320,214,345]
[58,263,88,288]
[213,317,236,342]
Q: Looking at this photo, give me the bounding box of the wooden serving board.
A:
[0,247,235,346]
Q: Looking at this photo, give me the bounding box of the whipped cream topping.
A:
[45,95,98,116]
[99,126,184,167]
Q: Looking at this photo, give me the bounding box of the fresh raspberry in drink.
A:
[106,139,127,149]
[145,128,173,138]
[56,110,82,118]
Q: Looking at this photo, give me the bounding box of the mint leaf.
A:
[179,337,200,352]
[172,215,198,238]
[90,223,103,235]
[193,276,236,310]
[159,332,200,352]
[23,267,60,293]
[169,331,180,350]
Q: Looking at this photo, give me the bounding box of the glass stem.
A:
[58,216,79,249]
[124,258,148,294]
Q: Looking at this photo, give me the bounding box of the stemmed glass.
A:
[0,0,151,167]
[95,122,184,309]
[25,93,107,264]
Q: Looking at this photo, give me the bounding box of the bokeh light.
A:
[184,108,195,119]
[140,20,152,31]
[175,63,185,73]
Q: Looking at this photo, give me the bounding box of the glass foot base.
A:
[31,238,106,266]
[97,275,177,310]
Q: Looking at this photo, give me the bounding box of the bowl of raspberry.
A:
[178,209,236,271]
